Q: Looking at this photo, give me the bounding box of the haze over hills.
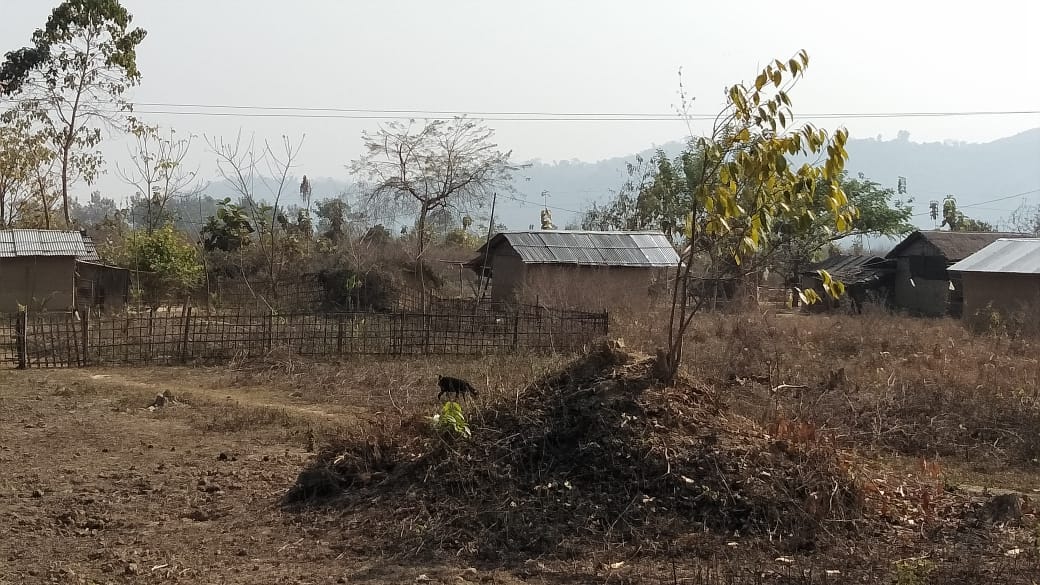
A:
[201,128,1040,233]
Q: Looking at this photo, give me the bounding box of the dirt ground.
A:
[0,366,537,585]
[2,349,1040,584]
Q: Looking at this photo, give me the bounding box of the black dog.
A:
[437,375,478,401]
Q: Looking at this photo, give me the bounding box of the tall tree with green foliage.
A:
[0,0,147,226]
[657,51,854,383]
[771,171,914,282]
[580,148,703,244]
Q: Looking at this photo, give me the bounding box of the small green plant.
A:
[431,401,471,439]
[893,559,935,585]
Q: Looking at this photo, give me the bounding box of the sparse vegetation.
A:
[2,309,1040,582]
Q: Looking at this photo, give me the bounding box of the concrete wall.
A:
[961,272,1040,325]
[0,256,76,313]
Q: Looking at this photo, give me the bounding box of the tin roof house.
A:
[800,254,895,312]
[886,230,1026,316]
[465,230,679,310]
[948,238,1040,325]
[0,229,128,313]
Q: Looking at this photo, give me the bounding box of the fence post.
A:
[81,310,90,366]
[15,309,27,370]
[265,310,274,353]
[511,306,520,351]
[180,305,193,364]
[336,315,345,355]
[423,314,431,355]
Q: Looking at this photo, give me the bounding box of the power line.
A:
[124,107,1040,122]
[124,102,679,118]
[958,188,1040,209]
[9,96,1039,121]
[911,188,1040,217]
[124,102,1040,119]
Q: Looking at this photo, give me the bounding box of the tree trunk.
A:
[416,205,429,313]
[61,146,71,227]
[662,205,698,386]
[40,181,51,229]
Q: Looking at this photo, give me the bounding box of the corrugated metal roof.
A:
[948,238,1040,274]
[0,229,90,258]
[469,230,679,268]
[887,230,1028,261]
[78,233,102,263]
[804,254,894,285]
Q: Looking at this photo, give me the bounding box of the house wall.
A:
[961,272,1040,325]
[891,239,951,316]
[488,250,527,303]
[0,256,76,313]
[483,241,669,311]
[520,264,665,311]
[75,262,130,313]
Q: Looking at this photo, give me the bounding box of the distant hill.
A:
[199,129,1040,232]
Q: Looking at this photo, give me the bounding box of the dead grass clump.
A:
[285,340,865,560]
[197,403,299,433]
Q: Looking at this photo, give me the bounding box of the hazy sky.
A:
[2,0,1039,200]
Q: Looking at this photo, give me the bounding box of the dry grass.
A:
[222,351,571,416]
[607,299,1040,464]
[614,305,1040,468]
[6,305,1040,584]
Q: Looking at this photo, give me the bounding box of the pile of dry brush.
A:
[284,340,867,559]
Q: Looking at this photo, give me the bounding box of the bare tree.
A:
[1004,202,1040,236]
[208,131,305,298]
[117,120,200,232]
[350,117,518,300]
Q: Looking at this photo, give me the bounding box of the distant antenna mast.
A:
[897,176,907,195]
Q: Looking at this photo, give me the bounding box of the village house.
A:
[948,238,1040,325]
[800,254,894,312]
[885,230,1025,317]
[464,230,679,310]
[0,229,128,314]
